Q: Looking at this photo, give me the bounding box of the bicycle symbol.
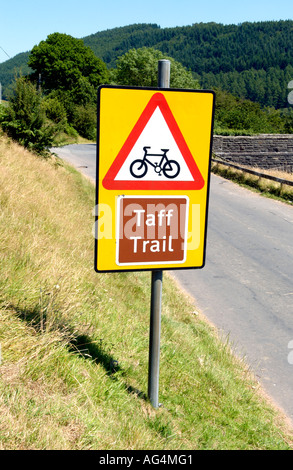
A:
[130,146,181,179]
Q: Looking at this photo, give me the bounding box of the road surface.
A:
[174,173,293,424]
[52,144,293,424]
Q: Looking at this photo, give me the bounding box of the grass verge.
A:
[211,160,293,204]
[0,134,293,450]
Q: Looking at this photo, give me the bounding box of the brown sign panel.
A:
[116,196,189,266]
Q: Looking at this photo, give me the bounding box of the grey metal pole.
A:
[147,59,171,408]
[158,59,171,88]
[148,270,163,407]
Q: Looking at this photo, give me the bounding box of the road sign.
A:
[95,85,215,273]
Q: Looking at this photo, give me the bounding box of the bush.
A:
[71,105,97,141]
[43,97,67,124]
[0,77,55,156]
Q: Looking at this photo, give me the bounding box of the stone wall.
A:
[212,135,293,172]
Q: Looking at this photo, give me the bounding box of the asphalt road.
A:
[174,173,293,424]
[52,144,293,423]
[51,144,97,183]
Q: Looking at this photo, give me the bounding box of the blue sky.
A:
[0,0,292,63]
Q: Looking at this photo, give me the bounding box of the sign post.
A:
[148,269,163,407]
[148,60,170,408]
[95,60,215,408]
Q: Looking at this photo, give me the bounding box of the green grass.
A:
[0,134,293,449]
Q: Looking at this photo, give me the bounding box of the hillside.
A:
[0,52,31,98]
[0,20,293,108]
[84,20,293,109]
[1,134,293,449]
[83,21,293,73]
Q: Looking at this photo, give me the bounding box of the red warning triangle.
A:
[102,92,205,190]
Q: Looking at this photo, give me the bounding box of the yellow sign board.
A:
[95,85,215,273]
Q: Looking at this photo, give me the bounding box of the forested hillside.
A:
[0,20,293,109]
[83,21,293,109]
[0,52,31,98]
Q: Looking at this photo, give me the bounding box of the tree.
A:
[28,33,109,140]
[113,47,200,89]
[0,76,57,155]
[28,33,109,93]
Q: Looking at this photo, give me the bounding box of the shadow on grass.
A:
[70,334,147,400]
[69,334,122,376]
[11,303,147,401]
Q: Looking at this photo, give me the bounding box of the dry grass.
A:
[211,160,293,203]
